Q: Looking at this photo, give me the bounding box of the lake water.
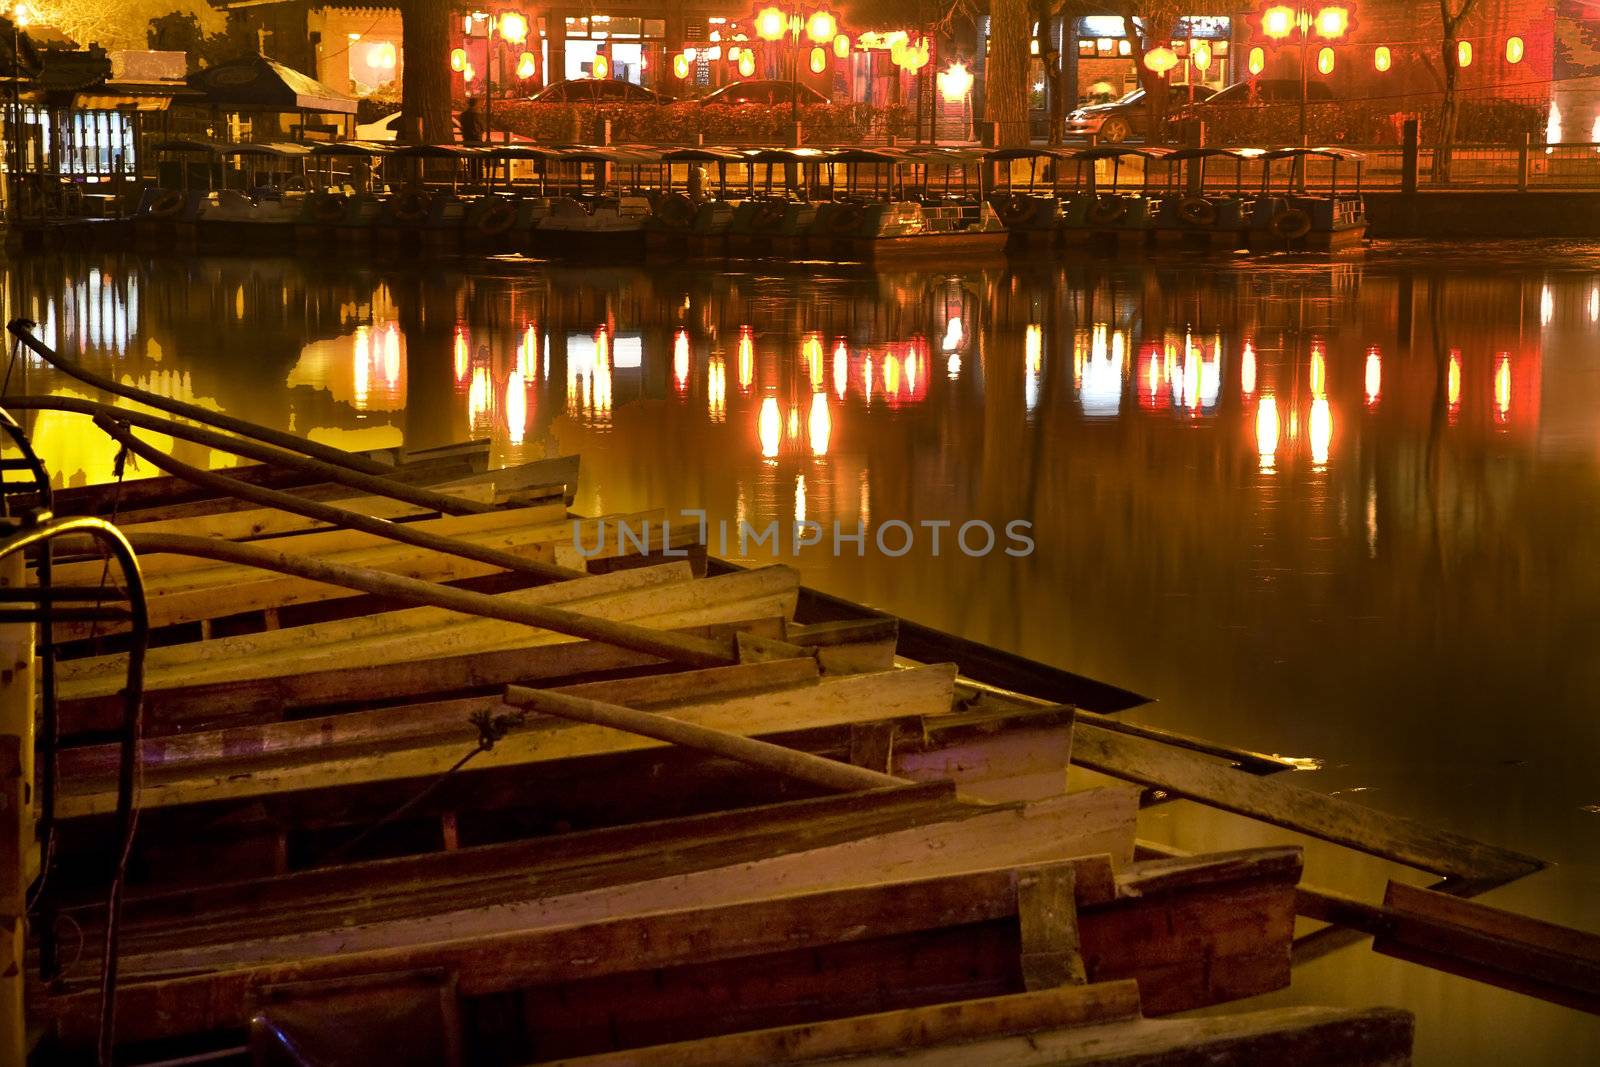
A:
[4,244,1598,1063]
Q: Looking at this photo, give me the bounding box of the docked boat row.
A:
[122,140,1367,262]
[6,321,1596,1065]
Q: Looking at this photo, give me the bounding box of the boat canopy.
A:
[1069,145,1177,162]
[661,146,747,162]
[984,146,1072,162]
[824,147,905,165]
[741,147,831,164]
[387,143,488,160]
[309,140,392,157]
[1262,146,1366,162]
[219,142,314,158]
[1163,146,1262,163]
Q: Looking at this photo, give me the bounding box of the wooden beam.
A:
[1071,721,1543,883]
[1017,863,1087,990]
[1373,880,1600,1014]
[767,1005,1415,1067]
[500,684,909,795]
[544,982,1143,1067]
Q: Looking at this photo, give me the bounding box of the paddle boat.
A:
[1247,147,1369,251]
[1150,147,1268,250]
[643,146,744,258]
[532,146,662,258]
[986,146,1075,252]
[724,148,829,258]
[297,141,392,248]
[807,147,1006,262]
[1059,146,1174,249]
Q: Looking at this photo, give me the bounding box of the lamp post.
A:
[462,10,531,144]
[1255,4,1352,146]
[755,6,837,138]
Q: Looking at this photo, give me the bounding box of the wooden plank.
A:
[58,659,826,782]
[111,481,502,541]
[57,664,958,816]
[52,511,681,641]
[103,794,1130,977]
[1071,721,1543,883]
[1373,881,1600,1014]
[68,501,570,578]
[543,982,1143,1067]
[794,1006,1414,1067]
[59,565,792,701]
[1018,863,1087,990]
[56,563,700,691]
[58,617,787,739]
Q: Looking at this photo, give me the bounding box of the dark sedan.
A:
[1065,84,1215,143]
[698,80,829,106]
[528,79,671,104]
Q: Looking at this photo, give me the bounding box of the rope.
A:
[318,705,530,865]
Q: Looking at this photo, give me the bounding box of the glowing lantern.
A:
[450,47,467,72]
[806,11,837,44]
[938,61,973,102]
[738,50,756,77]
[366,42,397,70]
[1374,45,1391,72]
[755,6,787,41]
[1317,46,1335,74]
[1248,46,1266,75]
[1192,41,1212,71]
[1506,36,1524,64]
[1260,5,1296,39]
[1314,6,1350,38]
[1457,40,1472,67]
[673,53,690,79]
[592,54,609,79]
[1143,45,1179,75]
[808,46,825,73]
[890,37,907,65]
[834,33,850,58]
[498,11,529,44]
[463,62,476,83]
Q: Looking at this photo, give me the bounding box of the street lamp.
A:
[755,5,837,133]
[1253,3,1354,145]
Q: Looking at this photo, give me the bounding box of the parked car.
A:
[1065,84,1216,143]
[698,80,829,106]
[1170,78,1334,121]
[528,79,671,104]
[354,111,462,142]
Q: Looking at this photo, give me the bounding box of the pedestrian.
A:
[459,98,484,145]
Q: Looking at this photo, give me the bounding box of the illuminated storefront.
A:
[1072,15,1233,104]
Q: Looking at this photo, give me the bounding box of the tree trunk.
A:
[1122,15,1171,144]
[400,0,453,145]
[1432,1,1479,182]
[986,0,1030,147]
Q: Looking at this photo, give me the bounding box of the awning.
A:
[191,55,357,115]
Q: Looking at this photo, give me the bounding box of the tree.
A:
[1433,0,1480,181]
[398,0,452,144]
[1119,4,1181,145]
[30,1,214,51]
[147,10,250,74]
[985,0,1030,146]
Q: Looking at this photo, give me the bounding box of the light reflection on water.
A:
[3,248,1600,1063]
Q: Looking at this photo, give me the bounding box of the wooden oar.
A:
[96,416,585,584]
[502,684,911,794]
[126,533,742,669]
[5,319,399,478]
[4,395,491,517]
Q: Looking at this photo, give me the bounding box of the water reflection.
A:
[0,250,1595,1064]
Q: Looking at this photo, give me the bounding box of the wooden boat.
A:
[986,146,1074,252]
